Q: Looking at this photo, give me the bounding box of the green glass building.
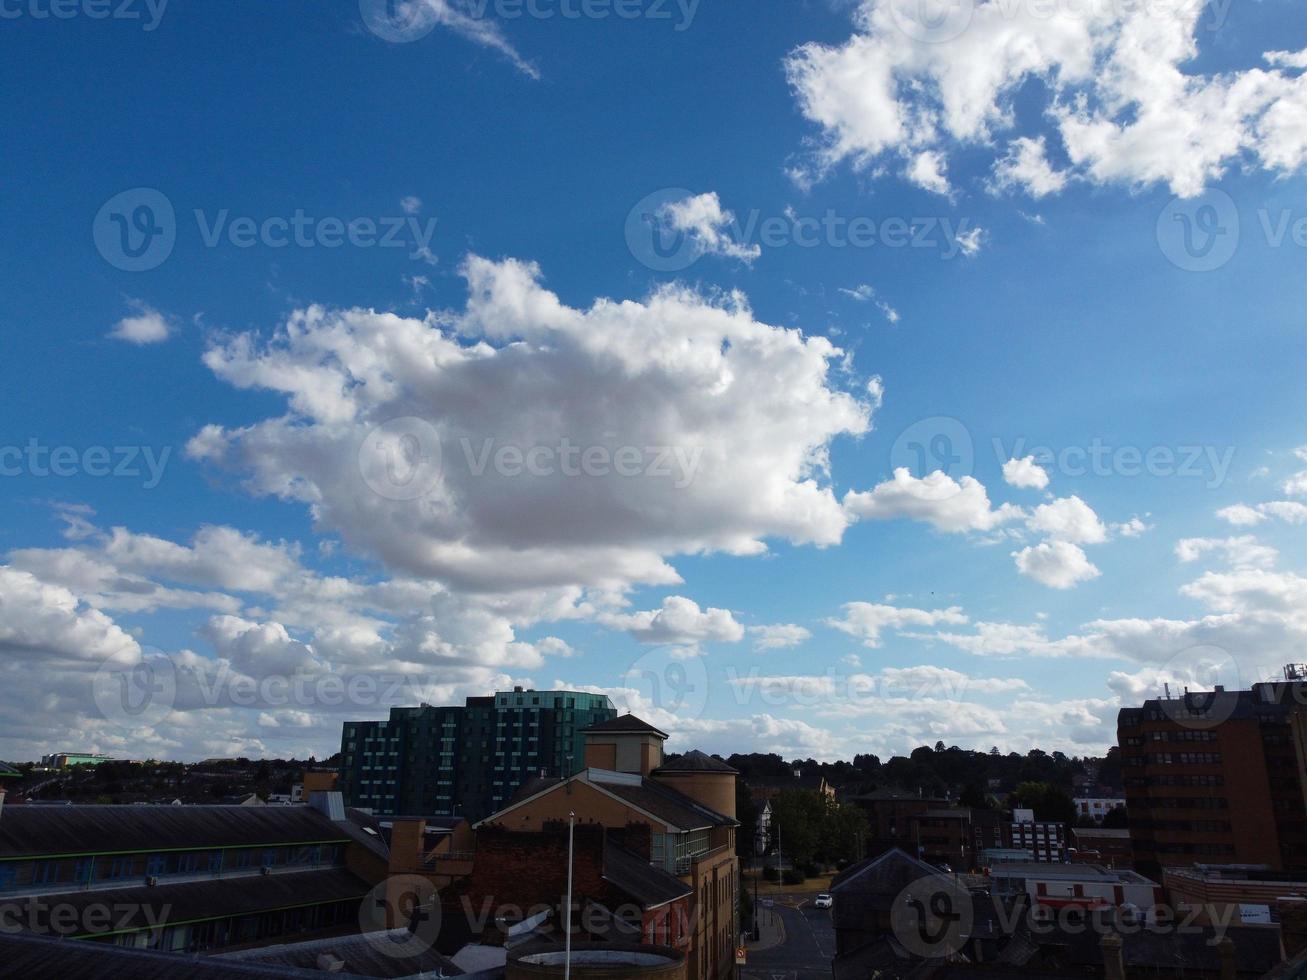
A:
[338,688,615,821]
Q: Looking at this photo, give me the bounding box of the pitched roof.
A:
[0,804,358,858]
[830,846,944,896]
[581,714,669,738]
[590,772,737,831]
[4,868,371,938]
[654,750,738,774]
[602,839,693,909]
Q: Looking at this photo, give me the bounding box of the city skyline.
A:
[3,0,1307,767]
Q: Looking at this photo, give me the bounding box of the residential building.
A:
[39,752,115,768]
[338,687,616,821]
[1003,809,1067,862]
[1075,796,1127,823]
[846,787,948,860]
[1118,670,1307,876]
[907,806,1001,870]
[0,792,388,953]
[466,714,740,980]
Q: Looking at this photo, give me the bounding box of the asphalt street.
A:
[743,897,835,980]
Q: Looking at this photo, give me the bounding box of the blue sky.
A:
[2,0,1307,763]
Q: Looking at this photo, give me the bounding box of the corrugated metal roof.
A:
[0,805,352,858]
[0,932,379,978]
[7,868,372,938]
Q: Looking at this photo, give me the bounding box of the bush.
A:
[763,866,781,882]
[801,862,822,878]
[782,869,806,886]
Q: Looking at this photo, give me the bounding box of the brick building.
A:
[1118,673,1307,876]
[1003,809,1067,862]
[469,715,740,980]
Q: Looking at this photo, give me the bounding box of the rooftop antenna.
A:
[1164,683,1171,699]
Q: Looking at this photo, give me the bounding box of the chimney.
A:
[1218,936,1236,980]
[1101,932,1125,980]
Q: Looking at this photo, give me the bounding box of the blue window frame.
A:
[74,858,94,884]
[147,855,166,876]
[0,864,17,890]
[208,851,224,873]
[109,857,135,880]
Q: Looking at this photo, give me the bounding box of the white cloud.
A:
[839,285,901,323]
[654,192,761,264]
[1002,455,1050,490]
[748,623,812,651]
[109,302,171,345]
[373,0,539,79]
[1282,471,1307,496]
[1026,495,1107,544]
[400,195,422,215]
[991,136,1069,197]
[1217,503,1267,526]
[1012,540,1101,589]
[191,256,872,594]
[827,600,968,647]
[600,595,744,647]
[786,0,1307,198]
[843,469,1024,533]
[1175,535,1277,570]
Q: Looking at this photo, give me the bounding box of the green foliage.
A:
[770,789,869,867]
[782,869,806,885]
[1011,781,1077,824]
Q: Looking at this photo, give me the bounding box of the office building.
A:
[1118,669,1307,876]
[338,687,616,821]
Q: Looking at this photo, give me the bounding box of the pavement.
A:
[741,894,835,980]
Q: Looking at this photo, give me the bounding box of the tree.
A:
[735,782,759,860]
[1101,805,1129,829]
[1012,781,1077,825]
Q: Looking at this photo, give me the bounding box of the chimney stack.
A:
[1101,932,1125,980]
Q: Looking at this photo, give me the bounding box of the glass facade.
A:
[338,689,615,820]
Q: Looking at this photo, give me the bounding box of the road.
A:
[743,896,835,980]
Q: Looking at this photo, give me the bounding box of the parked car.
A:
[814,893,833,909]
